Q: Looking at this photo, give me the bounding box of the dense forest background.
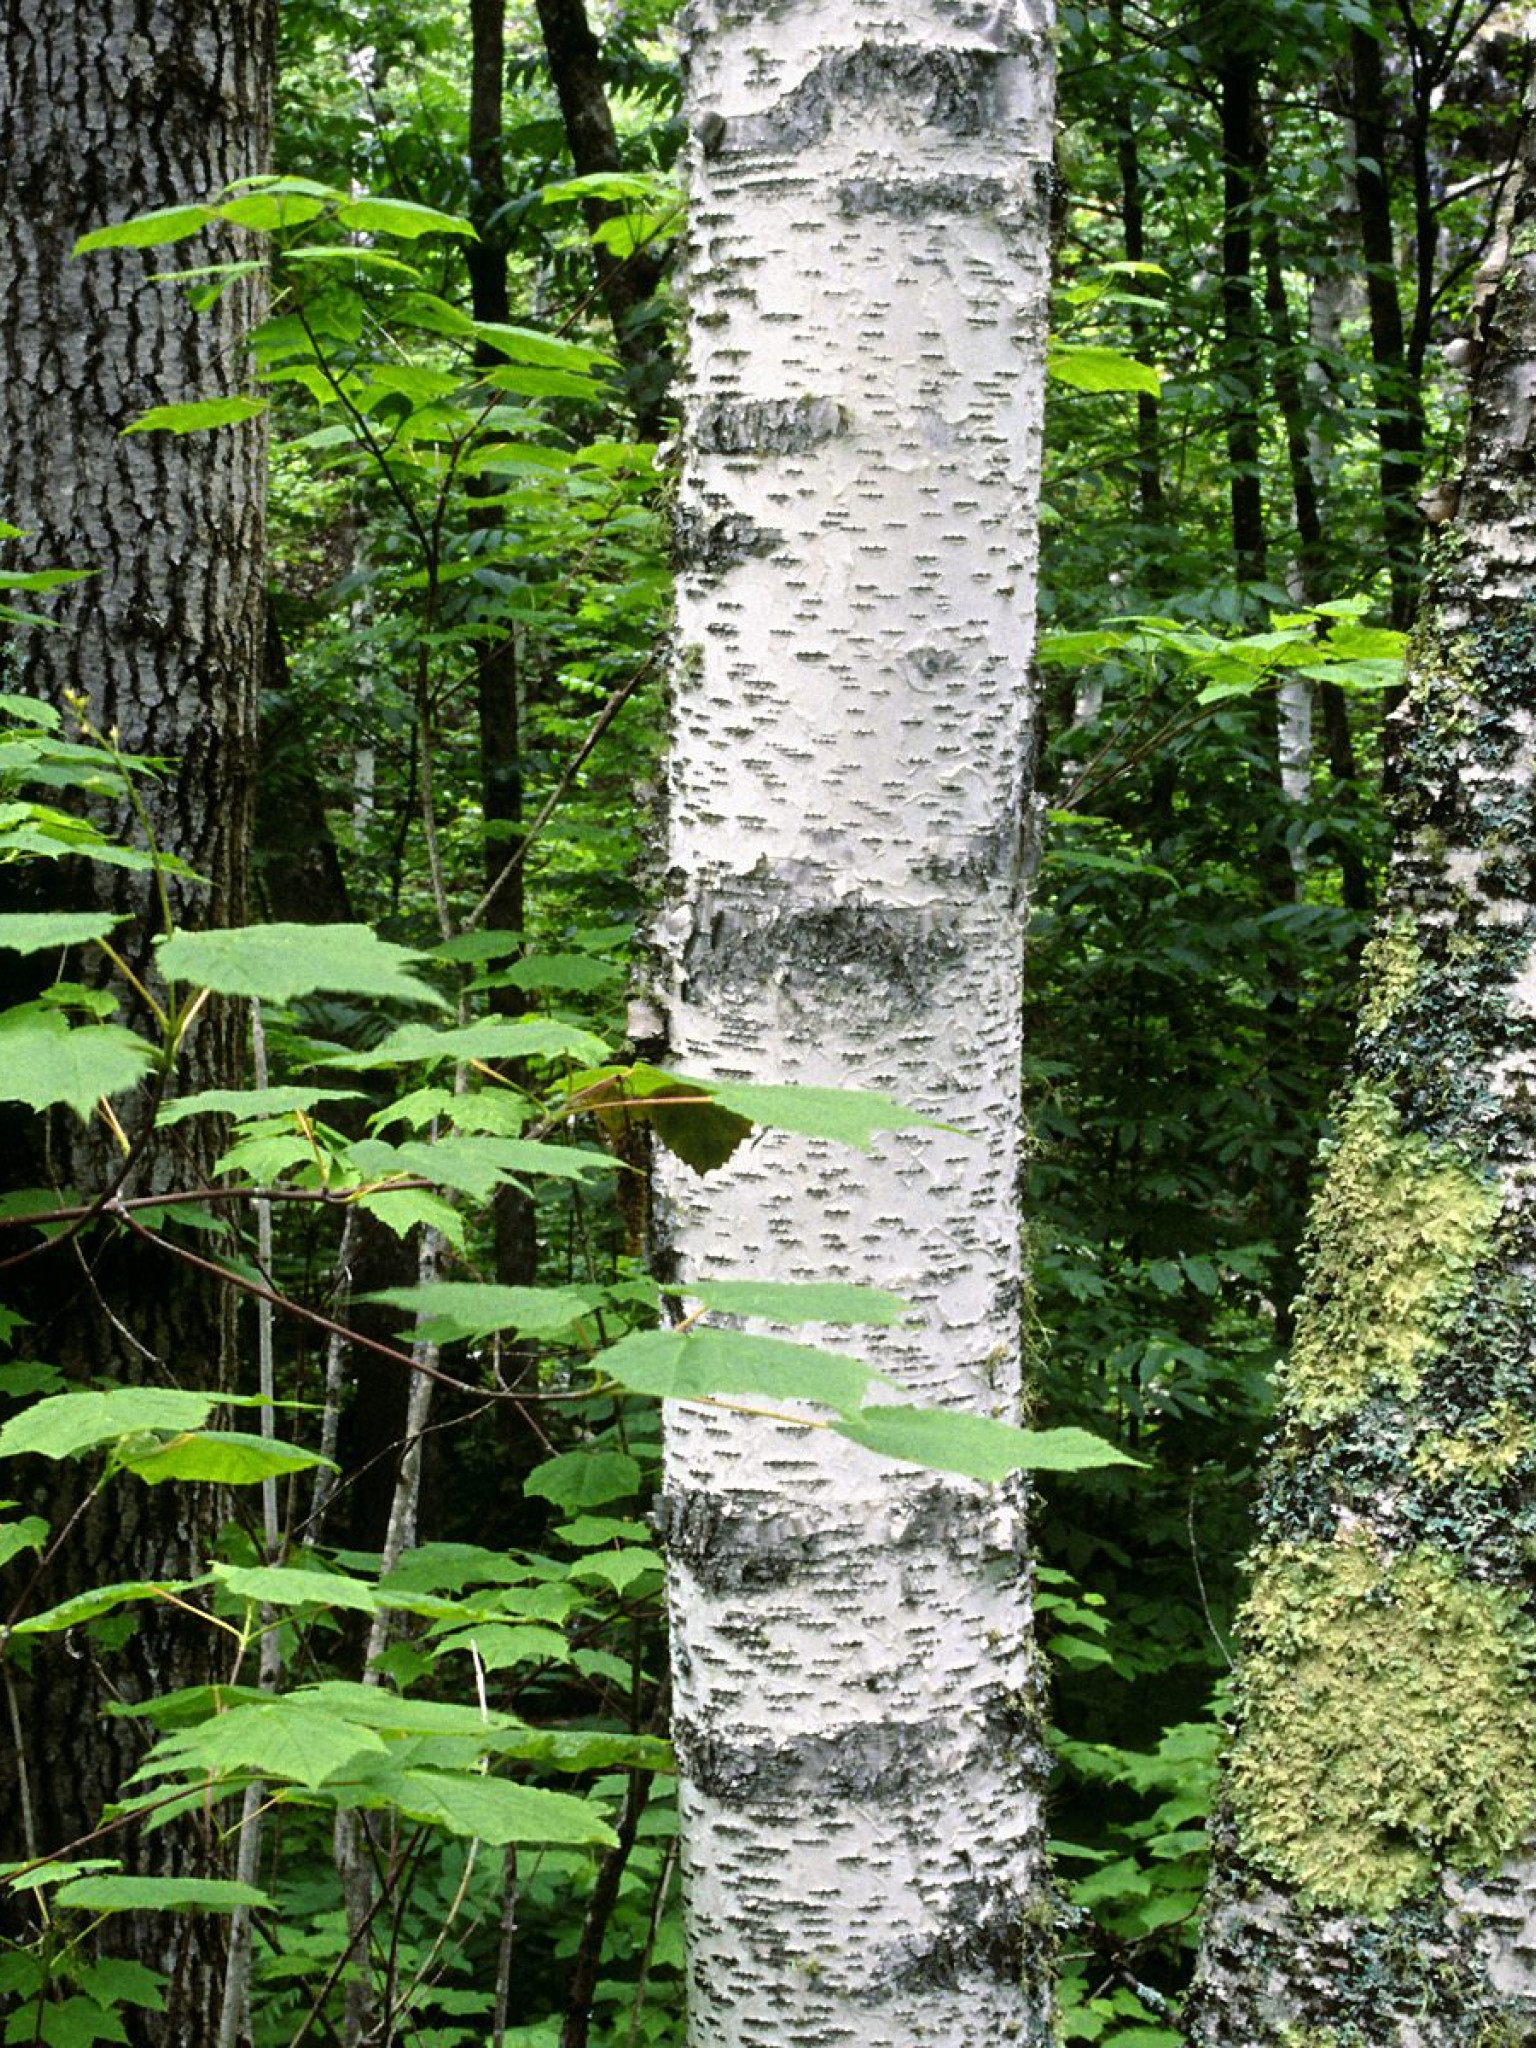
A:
[1,2,1529,2043]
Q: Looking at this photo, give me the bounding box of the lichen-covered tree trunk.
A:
[1187,91,1536,2048]
[0,6,272,2037]
[652,5,1057,2043]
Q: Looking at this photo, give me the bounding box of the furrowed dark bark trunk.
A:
[468,0,540,1304]
[1349,17,1427,630]
[0,5,274,2038]
[532,0,671,434]
[1257,143,1369,917]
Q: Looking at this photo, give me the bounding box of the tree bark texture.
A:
[1188,94,1536,2048]
[0,6,272,2036]
[1349,15,1427,630]
[533,0,672,432]
[653,5,1056,2043]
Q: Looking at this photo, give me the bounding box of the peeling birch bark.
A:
[654,5,1056,2042]
[1188,92,1536,2048]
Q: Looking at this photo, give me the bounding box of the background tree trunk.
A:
[1188,84,1536,2047]
[0,5,273,2038]
[653,4,1057,2041]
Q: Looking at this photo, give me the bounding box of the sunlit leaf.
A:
[115,1432,334,1487]
[74,206,213,255]
[364,1281,593,1343]
[122,397,268,435]
[832,1406,1139,1480]
[592,1327,883,1414]
[156,922,445,1007]
[0,1388,213,1461]
[0,1007,156,1118]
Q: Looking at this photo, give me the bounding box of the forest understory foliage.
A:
[0,2,1527,2044]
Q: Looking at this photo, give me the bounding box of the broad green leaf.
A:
[393,291,477,338]
[53,1875,269,1912]
[0,1388,213,1461]
[156,923,445,1007]
[67,1959,165,2012]
[555,1515,649,1547]
[0,911,122,953]
[0,1857,121,1894]
[215,191,327,231]
[290,1681,522,1736]
[832,1407,1139,1480]
[74,206,213,254]
[347,1135,611,1202]
[359,1186,468,1251]
[537,172,665,205]
[436,1623,573,1670]
[282,243,421,277]
[1036,628,1133,666]
[211,1562,381,1614]
[431,928,524,964]
[12,1581,196,1635]
[0,1516,48,1568]
[382,1768,617,1847]
[122,397,268,435]
[646,1092,753,1174]
[524,1449,640,1510]
[702,1080,943,1151]
[28,1995,129,2046]
[335,196,475,239]
[474,952,618,994]
[681,1280,909,1325]
[364,1281,593,1343]
[145,1700,387,1791]
[331,1017,608,1069]
[447,1136,614,1180]
[481,1728,673,1774]
[0,569,99,594]
[1047,344,1163,396]
[0,1007,156,1118]
[115,1432,333,1487]
[592,1328,881,1414]
[157,1084,364,1126]
[567,1549,660,1595]
[470,323,615,373]
[480,366,610,400]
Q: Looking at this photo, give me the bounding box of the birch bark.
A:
[653,5,1056,2042]
[1188,88,1536,2047]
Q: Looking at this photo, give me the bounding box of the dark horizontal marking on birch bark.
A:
[676,1713,947,1802]
[655,1481,1008,1591]
[872,1876,1042,1994]
[837,174,1012,219]
[694,2,1039,49]
[680,895,969,1011]
[690,395,848,456]
[672,501,785,570]
[698,44,1011,161]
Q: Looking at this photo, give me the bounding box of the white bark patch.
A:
[659,5,1056,2043]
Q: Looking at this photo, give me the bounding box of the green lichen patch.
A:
[1229,1541,1536,1917]
[1413,1400,1536,1487]
[1355,917,1421,1039]
[1286,1082,1502,1426]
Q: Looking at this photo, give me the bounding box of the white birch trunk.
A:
[654,6,1057,2043]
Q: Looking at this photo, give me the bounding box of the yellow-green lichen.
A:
[1286,1081,1502,1425]
[1355,916,1421,1037]
[1413,1401,1536,1486]
[1230,1540,1536,1916]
